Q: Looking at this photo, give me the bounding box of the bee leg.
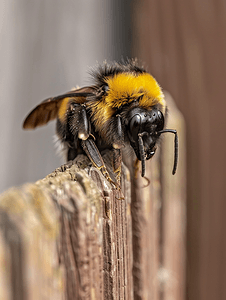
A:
[77,105,90,140]
[110,115,124,185]
[112,148,122,185]
[68,104,90,140]
[80,137,119,189]
[70,105,120,189]
[69,105,117,187]
[65,104,89,161]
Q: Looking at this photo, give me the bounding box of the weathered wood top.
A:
[0,153,133,300]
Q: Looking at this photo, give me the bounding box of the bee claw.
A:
[108,178,121,191]
[142,176,150,188]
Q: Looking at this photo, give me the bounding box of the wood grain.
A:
[0,153,133,300]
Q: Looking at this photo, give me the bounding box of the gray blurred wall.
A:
[0,0,131,193]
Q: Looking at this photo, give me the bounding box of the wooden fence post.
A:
[0,153,133,300]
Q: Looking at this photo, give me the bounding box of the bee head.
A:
[127,107,178,176]
[127,107,164,173]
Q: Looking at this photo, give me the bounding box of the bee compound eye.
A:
[129,114,141,131]
[157,110,163,118]
[129,114,141,142]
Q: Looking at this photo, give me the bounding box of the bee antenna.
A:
[138,133,146,177]
[158,129,178,175]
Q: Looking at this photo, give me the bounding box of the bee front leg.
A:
[77,105,90,140]
[81,138,119,189]
[112,148,122,185]
[111,115,124,185]
[66,104,90,161]
[72,105,119,189]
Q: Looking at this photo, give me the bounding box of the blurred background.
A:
[0,0,226,299]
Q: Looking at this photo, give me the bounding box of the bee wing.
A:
[23,86,96,129]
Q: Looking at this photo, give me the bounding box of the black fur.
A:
[91,59,146,87]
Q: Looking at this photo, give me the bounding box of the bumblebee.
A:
[23,60,178,187]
